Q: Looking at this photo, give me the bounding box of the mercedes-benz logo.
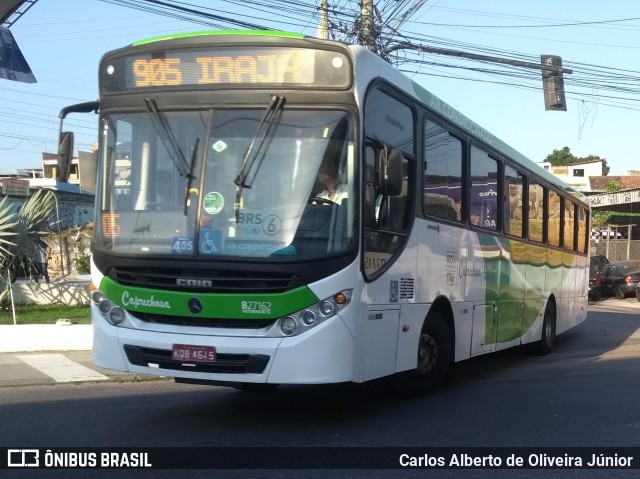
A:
[188,297,203,314]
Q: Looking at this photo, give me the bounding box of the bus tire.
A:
[389,312,451,398]
[530,300,556,356]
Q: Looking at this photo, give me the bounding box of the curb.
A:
[0,324,92,353]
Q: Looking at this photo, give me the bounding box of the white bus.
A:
[61,31,590,396]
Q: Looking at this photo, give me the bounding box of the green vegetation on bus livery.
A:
[99,276,318,320]
[478,235,577,345]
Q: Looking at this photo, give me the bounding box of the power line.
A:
[6,0,640,166]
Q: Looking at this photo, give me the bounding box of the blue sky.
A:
[2,0,640,175]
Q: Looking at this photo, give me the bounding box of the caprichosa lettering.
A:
[459,259,487,279]
[121,291,171,309]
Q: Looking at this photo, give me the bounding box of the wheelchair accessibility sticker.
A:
[199,230,222,255]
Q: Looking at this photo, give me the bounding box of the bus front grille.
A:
[134,312,277,329]
[110,267,301,293]
[123,345,270,374]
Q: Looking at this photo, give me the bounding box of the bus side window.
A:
[470,146,498,231]
[577,207,588,253]
[423,119,462,222]
[528,181,544,242]
[362,88,415,278]
[564,198,576,250]
[548,190,561,247]
[504,165,524,237]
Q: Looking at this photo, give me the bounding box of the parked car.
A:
[599,260,640,299]
[588,254,609,301]
[636,283,640,302]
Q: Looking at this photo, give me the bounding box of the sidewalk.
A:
[0,278,92,353]
[0,323,92,353]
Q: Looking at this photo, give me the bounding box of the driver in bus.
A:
[316,163,348,204]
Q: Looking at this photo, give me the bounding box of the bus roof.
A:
[132,30,305,46]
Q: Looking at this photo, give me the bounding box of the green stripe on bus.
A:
[133,30,305,46]
[99,276,319,320]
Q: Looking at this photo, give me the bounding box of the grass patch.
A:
[0,303,91,325]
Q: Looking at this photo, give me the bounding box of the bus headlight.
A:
[91,290,105,304]
[271,289,352,337]
[301,310,316,326]
[108,307,126,325]
[92,288,128,327]
[98,299,112,314]
[280,316,298,335]
[319,300,334,317]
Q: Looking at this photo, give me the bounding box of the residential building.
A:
[537,160,603,192]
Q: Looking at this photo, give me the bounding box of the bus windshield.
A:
[96,108,355,259]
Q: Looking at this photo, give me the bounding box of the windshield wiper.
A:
[183,138,200,215]
[234,95,285,217]
[144,98,193,178]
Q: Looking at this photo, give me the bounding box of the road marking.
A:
[16,354,109,383]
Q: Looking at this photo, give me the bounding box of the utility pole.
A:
[359,0,375,51]
[317,0,329,40]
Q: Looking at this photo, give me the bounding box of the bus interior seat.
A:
[424,193,458,221]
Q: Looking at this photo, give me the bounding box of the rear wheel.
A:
[530,300,556,355]
[615,285,626,300]
[389,312,451,398]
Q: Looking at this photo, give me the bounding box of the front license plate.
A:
[172,344,217,363]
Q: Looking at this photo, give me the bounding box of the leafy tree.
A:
[603,180,622,192]
[544,147,609,175]
[545,147,576,166]
[0,190,56,301]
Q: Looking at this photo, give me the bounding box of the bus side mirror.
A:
[57,131,74,182]
[377,146,403,196]
[364,181,377,227]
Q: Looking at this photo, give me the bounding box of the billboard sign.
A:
[0,26,36,83]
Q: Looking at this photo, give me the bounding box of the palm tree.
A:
[0,189,56,301]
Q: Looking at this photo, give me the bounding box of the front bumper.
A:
[92,306,357,385]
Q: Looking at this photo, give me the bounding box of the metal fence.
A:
[590,239,640,261]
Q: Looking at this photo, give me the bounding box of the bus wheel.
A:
[232,383,279,393]
[530,301,556,356]
[389,312,451,398]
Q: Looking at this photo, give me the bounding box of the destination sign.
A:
[101,47,350,91]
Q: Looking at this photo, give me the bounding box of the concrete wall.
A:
[591,239,640,262]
